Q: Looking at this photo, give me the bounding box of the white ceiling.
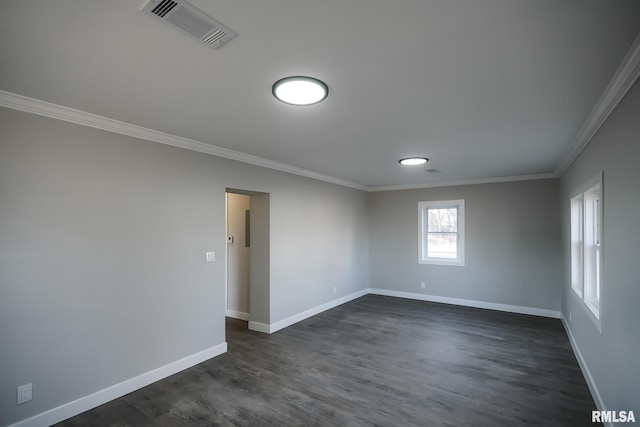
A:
[1,0,639,189]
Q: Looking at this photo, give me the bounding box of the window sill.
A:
[419,258,465,267]
[571,289,602,334]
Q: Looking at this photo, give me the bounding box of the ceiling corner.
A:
[555,32,640,176]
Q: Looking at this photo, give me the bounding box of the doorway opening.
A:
[225,189,270,331]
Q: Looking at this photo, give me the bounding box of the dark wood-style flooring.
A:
[56,295,598,426]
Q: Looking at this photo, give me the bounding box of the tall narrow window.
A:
[419,200,465,266]
[570,172,602,327]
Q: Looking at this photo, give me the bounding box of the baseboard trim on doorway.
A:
[226,309,250,321]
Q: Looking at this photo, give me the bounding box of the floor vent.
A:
[140,0,238,49]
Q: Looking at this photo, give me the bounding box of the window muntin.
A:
[419,200,465,266]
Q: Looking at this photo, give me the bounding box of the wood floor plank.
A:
[54,295,599,426]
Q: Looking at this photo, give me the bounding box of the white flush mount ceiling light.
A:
[272,76,328,106]
[399,157,429,166]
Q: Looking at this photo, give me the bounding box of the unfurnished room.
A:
[1,1,640,426]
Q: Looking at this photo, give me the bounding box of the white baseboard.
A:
[368,288,561,319]
[248,321,271,333]
[9,343,227,427]
[226,309,250,321]
[270,289,369,333]
[249,288,559,335]
[560,315,609,426]
[248,289,369,334]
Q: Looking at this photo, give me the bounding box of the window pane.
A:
[427,208,458,232]
[427,233,457,258]
[570,196,583,296]
[584,184,601,318]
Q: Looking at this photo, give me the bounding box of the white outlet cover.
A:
[17,383,32,404]
[205,251,215,262]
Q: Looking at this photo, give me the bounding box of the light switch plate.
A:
[205,251,215,263]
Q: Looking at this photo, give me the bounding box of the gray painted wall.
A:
[249,193,271,326]
[0,107,369,425]
[268,181,370,322]
[559,80,640,414]
[369,179,562,311]
[226,193,251,317]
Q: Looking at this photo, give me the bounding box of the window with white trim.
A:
[419,199,465,266]
[570,172,602,325]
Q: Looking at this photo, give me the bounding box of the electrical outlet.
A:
[333,287,337,294]
[420,282,426,289]
[205,251,215,263]
[17,383,32,404]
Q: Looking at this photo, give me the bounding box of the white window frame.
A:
[418,199,465,266]
[570,172,603,331]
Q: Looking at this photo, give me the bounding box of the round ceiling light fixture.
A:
[399,157,429,166]
[272,76,328,106]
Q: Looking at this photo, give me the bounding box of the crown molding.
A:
[7,62,636,194]
[555,33,640,175]
[0,90,561,193]
[368,172,558,192]
[0,90,368,191]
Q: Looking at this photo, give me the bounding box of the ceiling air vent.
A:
[140,0,238,49]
